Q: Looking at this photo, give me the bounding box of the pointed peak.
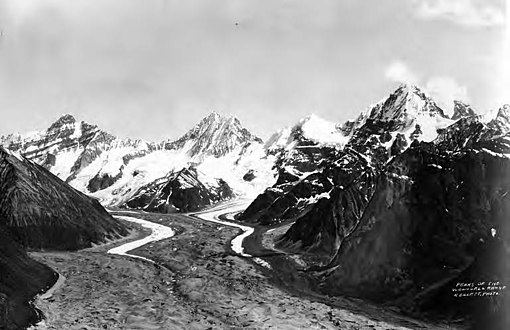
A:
[395,83,424,95]
[48,114,77,131]
[484,104,510,135]
[497,104,510,115]
[452,100,477,120]
[56,113,76,123]
[205,110,221,119]
[368,84,446,122]
[201,111,239,125]
[166,111,261,157]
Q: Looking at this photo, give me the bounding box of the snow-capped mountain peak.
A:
[451,100,477,120]
[487,104,510,135]
[368,84,446,123]
[164,111,263,158]
[265,113,349,152]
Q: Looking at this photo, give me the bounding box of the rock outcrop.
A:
[124,167,234,213]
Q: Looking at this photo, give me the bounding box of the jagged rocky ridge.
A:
[239,84,454,225]
[0,114,151,184]
[0,147,127,250]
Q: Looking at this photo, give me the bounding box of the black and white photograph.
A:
[0,0,509,329]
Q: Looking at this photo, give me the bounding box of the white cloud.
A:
[413,0,505,27]
[425,76,469,115]
[385,61,419,84]
[385,61,469,116]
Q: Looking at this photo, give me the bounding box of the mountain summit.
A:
[367,84,447,125]
[451,100,477,120]
[164,112,263,157]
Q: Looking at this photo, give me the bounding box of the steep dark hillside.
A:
[124,167,234,213]
[276,151,377,263]
[237,128,339,225]
[0,225,57,330]
[323,142,510,327]
[0,147,127,250]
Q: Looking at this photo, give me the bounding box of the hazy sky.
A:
[0,0,506,140]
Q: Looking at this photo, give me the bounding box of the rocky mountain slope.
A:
[0,147,127,250]
[237,114,350,224]
[0,114,151,183]
[239,84,454,226]
[269,89,510,327]
[318,128,510,327]
[124,166,234,212]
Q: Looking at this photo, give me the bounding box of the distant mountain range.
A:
[1,111,275,212]
[5,84,502,216]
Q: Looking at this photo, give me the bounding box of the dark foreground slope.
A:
[0,147,129,329]
[0,147,127,250]
[325,142,510,326]
[0,225,57,330]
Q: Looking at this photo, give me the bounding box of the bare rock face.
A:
[237,142,338,224]
[488,104,510,136]
[0,147,128,250]
[451,100,477,120]
[124,167,234,213]
[276,151,377,262]
[324,142,510,326]
[87,171,123,193]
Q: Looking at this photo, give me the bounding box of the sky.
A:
[0,0,507,141]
